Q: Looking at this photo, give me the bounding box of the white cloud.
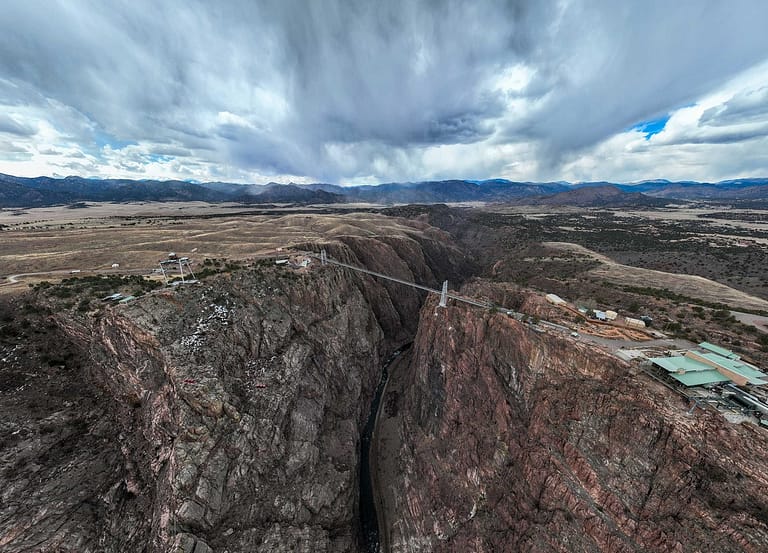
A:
[556,60,768,182]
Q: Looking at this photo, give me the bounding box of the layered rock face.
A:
[0,299,132,552]
[380,293,768,552]
[0,231,466,553]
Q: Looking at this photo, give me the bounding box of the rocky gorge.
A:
[1,213,768,552]
[0,226,466,552]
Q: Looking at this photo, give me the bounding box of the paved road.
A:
[5,270,75,284]
[1,267,152,287]
[731,310,768,331]
[579,334,695,351]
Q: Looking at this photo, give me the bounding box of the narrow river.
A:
[360,346,406,553]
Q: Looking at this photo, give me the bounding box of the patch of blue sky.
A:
[146,153,174,163]
[631,114,671,139]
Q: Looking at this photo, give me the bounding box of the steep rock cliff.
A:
[379,292,768,552]
[0,299,133,552]
[0,232,466,553]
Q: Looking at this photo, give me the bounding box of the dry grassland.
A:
[0,203,429,292]
[545,241,768,312]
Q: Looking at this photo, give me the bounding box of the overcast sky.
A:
[1,0,768,184]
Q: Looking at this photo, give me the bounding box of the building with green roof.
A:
[698,341,740,360]
[648,355,731,387]
[648,341,767,387]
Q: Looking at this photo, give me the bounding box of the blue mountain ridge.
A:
[0,172,766,207]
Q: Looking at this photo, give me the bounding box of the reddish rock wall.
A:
[381,294,768,552]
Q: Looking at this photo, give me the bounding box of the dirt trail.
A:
[545,241,768,312]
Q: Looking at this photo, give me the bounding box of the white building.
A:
[625,316,646,329]
[545,293,566,306]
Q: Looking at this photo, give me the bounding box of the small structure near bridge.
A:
[159,253,196,285]
[594,310,607,321]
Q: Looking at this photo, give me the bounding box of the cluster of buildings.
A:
[545,293,650,329]
[542,294,768,423]
[647,342,768,422]
[158,252,197,285]
[275,254,313,269]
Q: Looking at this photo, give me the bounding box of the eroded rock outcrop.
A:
[378,291,768,552]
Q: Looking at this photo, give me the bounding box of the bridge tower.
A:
[438,280,448,308]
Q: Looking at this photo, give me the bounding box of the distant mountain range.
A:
[1,173,767,208]
[514,184,677,208]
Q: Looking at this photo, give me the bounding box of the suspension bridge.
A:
[311,249,495,311]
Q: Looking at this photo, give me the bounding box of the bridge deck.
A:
[311,253,492,310]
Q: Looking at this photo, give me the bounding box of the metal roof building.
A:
[594,310,607,321]
[649,341,768,387]
[649,355,731,387]
[694,352,768,386]
[699,341,741,360]
[545,293,566,306]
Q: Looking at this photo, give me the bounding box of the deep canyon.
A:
[2,214,768,552]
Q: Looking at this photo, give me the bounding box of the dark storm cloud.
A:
[0,2,270,145]
[260,0,545,146]
[216,122,310,177]
[0,0,555,179]
[214,0,554,178]
[0,0,767,181]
